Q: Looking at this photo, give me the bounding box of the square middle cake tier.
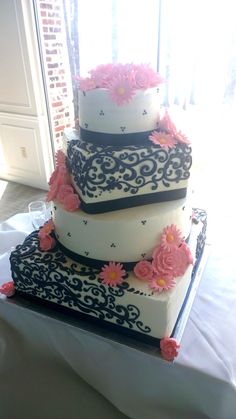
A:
[65,129,192,214]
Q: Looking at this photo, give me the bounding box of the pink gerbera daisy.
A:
[149,275,176,293]
[158,110,178,136]
[161,224,182,250]
[108,75,135,106]
[175,130,191,145]
[149,131,177,149]
[99,262,126,286]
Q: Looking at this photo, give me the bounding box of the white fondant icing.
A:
[53,198,192,263]
[79,87,160,134]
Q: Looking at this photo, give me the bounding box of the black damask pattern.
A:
[67,139,192,199]
[10,232,151,334]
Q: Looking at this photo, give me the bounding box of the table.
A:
[0,213,236,419]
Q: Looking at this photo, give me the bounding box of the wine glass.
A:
[28,201,47,229]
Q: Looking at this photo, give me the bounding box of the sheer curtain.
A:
[64,0,236,114]
[159,0,236,108]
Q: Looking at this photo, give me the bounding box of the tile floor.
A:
[0,180,47,223]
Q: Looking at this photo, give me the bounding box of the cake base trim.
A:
[55,232,191,270]
[80,188,187,214]
[80,127,154,146]
[55,237,144,270]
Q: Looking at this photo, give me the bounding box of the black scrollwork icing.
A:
[67,139,192,200]
[10,232,151,334]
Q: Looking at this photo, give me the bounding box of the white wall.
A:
[0,0,53,190]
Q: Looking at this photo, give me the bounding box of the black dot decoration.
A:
[82,220,88,225]
[120,126,126,132]
[99,110,105,116]
[182,206,185,211]
[84,123,88,128]
[54,206,57,211]
[142,110,147,115]
[110,243,116,248]
[84,251,89,256]
[141,220,147,225]
[141,253,146,258]
[67,232,71,237]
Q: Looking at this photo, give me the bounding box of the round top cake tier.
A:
[77,63,163,146]
[79,87,160,145]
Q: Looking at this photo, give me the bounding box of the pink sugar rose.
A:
[89,63,114,87]
[56,184,74,204]
[160,337,180,361]
[0,281,15,297]
[63,193,80,212]
[134,260,155,281]
[152,244,191,278]
[48,167,59,185]
[47,164,70,203]
[56,165,70,186]
[149,71,165,86]
[39,219,54,239]
[79,76,97,91]
[55,150,66,166]
[39,235,56,251]
[179,242,194,265]
[46,181,59,202]
[134,65,152,89]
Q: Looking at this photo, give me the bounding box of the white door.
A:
[0,0,53,190]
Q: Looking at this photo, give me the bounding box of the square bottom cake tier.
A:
[10,209,207,348]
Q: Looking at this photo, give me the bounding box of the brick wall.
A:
[37,0,74,152]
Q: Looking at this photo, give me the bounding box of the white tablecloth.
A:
[0,213,236,419]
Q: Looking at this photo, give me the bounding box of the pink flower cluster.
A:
[38,219,56,251]
[133,224,193,293]
[149,110,191,149]
[0,281,15,297]
[78,63,164,106]
[47,150,80,212]
[160,337,180,361]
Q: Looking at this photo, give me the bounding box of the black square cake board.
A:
[7,243,209,357]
